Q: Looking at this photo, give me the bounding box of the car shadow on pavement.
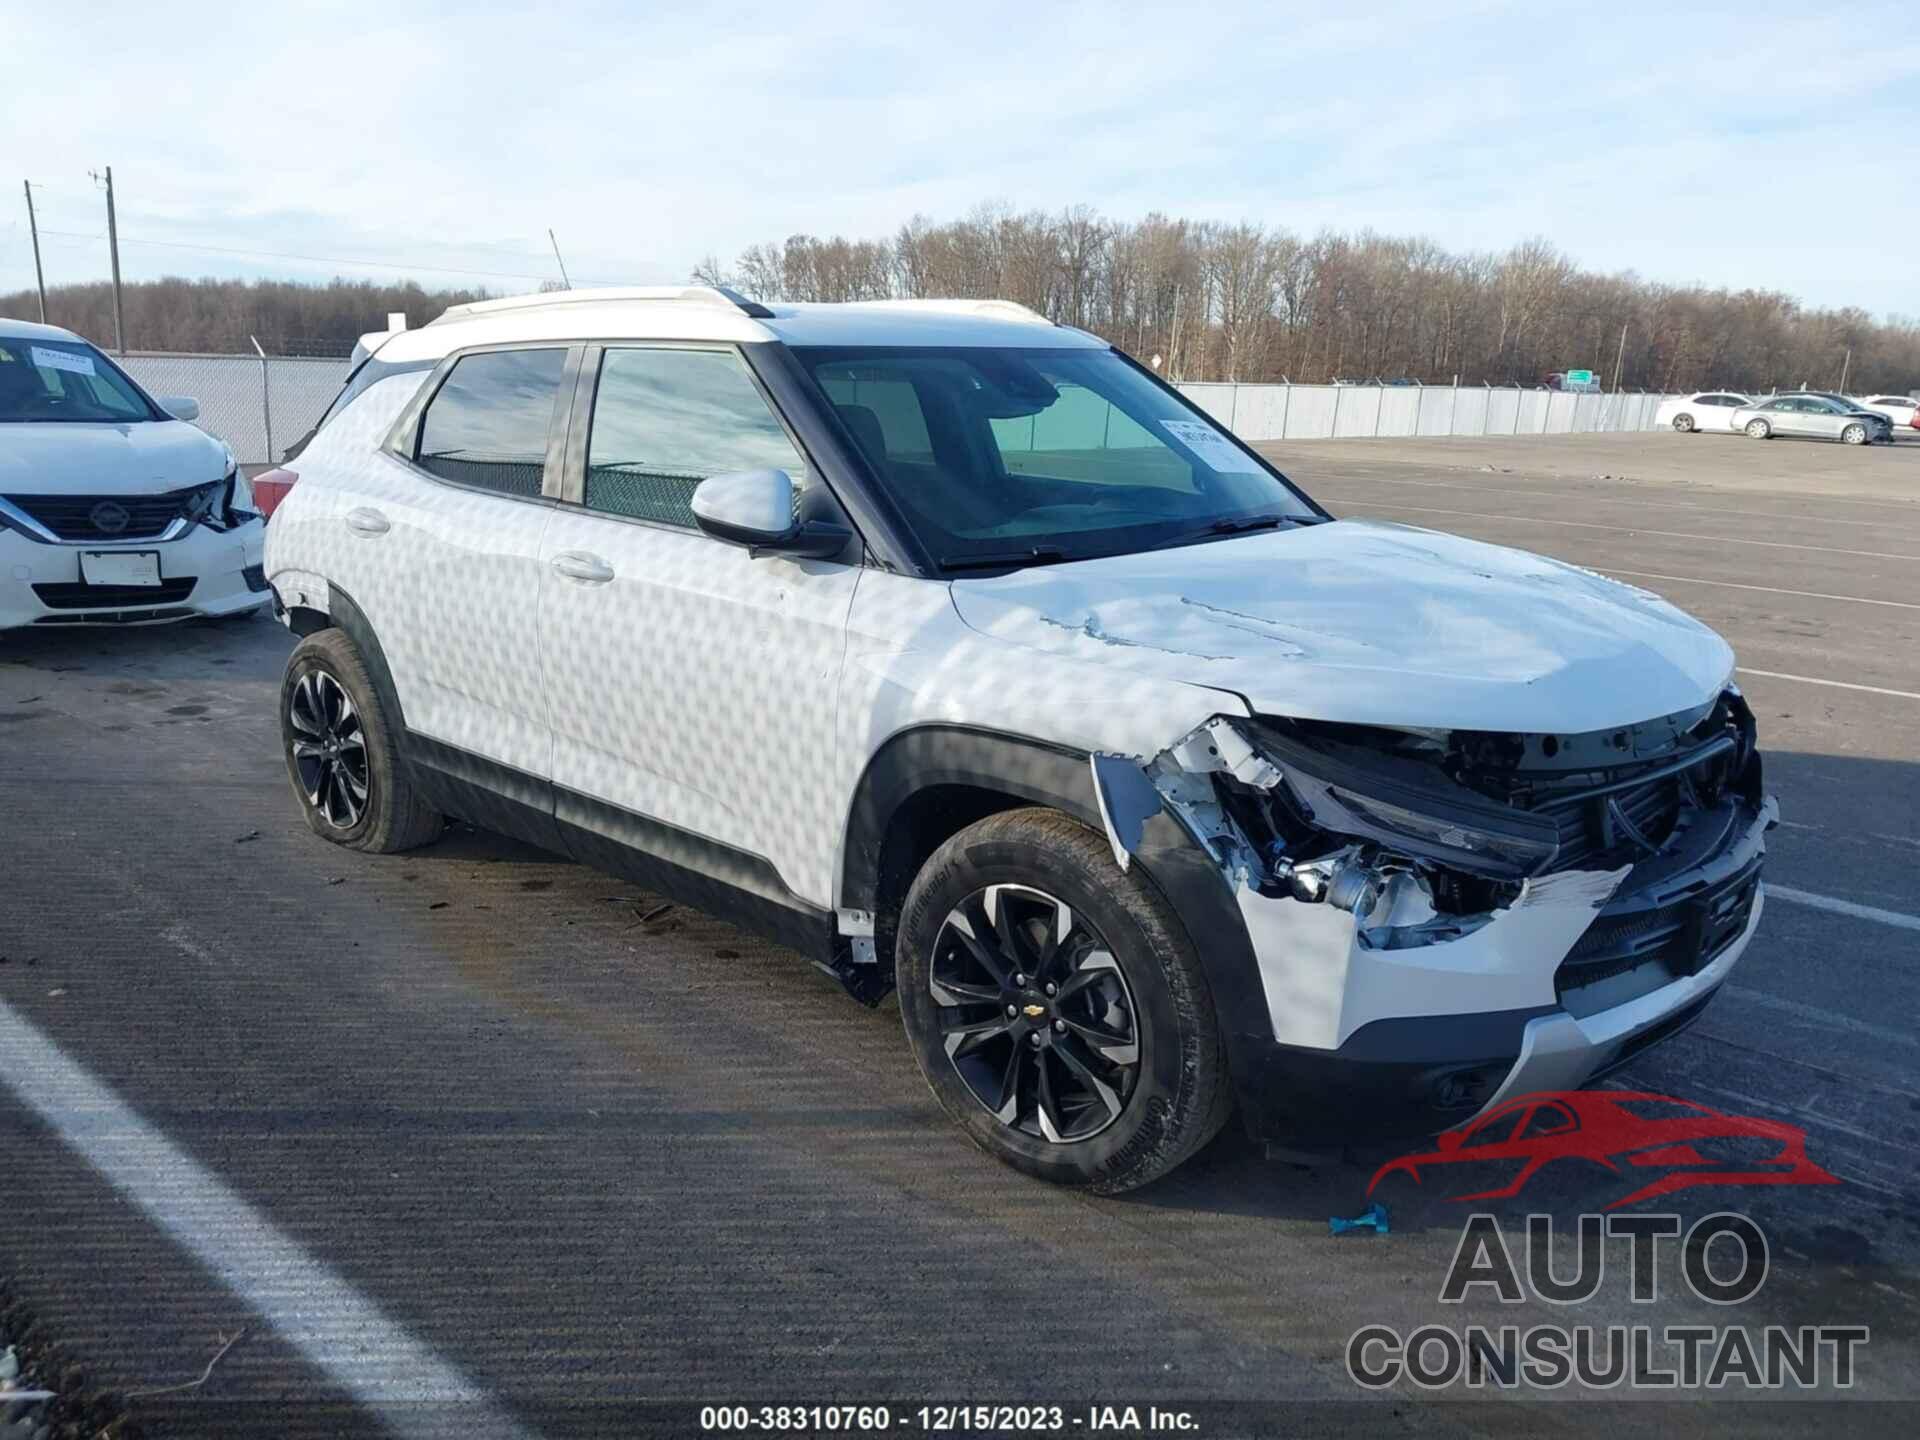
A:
[0,609,291,688]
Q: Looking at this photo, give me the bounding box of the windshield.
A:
[0,337,158,422]
[795,345,1320,570]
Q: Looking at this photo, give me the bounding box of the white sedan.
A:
[1859,394,1920,432]
[1654,391,1751,433]
[0,318,270,629]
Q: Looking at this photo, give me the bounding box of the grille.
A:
[1525,735,1739,874]
[4,484,214,540]
[1557,861,1759,999]
[1539,770,1685,870]
[243,563,269,593]
[34,607,197,625]
[33,578,197,610]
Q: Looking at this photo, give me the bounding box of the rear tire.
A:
[1842,423,1867,446]
[1672,414,1694,433]
[896,808,1231,1193]
[1745,419,1771,439]
[281,628,442,853]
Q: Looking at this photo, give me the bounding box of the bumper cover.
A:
[1226,797,1773,1147]
[0,517,268,629]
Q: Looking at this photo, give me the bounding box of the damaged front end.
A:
[1091,689,1776,1145]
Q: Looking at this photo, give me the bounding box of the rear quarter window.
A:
[283,355,436,464]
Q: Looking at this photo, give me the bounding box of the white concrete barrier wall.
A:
[1175,381,1683,443]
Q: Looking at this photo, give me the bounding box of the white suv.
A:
[264,287,1775,1192]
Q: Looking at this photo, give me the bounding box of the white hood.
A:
[948,519,1735,735]
[0,420,232,495]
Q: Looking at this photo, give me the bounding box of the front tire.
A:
[281,628,442,852]
[896,808,1230,1193]
[1672,414,1694,433]
[1745,419,1771,439]
[1842,423,1867,446]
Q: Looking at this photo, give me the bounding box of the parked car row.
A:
[1656,388,1915,444]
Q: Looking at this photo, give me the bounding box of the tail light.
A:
[252,467,299,520]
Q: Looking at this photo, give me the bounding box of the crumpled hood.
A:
[948,519,1736,734]
[0,421,231,495]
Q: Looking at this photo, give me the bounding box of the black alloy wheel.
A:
[289,669,369,829]
[930,884,1140,1142]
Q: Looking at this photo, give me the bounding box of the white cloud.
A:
[3,0,1915,314]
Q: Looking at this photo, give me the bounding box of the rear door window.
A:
[415,348,567,497]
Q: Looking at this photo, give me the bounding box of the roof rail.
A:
[430,284,773,326]
[825,298,1055,326]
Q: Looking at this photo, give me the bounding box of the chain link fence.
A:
[119,351,350,465]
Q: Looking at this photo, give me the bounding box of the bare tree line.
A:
[695,203,1920,394]
[7,213,1914,395]
[0,277,488,357]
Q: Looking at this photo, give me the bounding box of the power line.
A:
[34,228,636,286]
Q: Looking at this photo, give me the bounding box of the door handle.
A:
[550,551,615,584]
[345,506,390,537]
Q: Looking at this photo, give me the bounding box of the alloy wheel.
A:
[930,884,1140,1143]
[289,669,369,828]
[1673,415,1693,432]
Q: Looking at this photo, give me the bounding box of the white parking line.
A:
[1722,985,1920,1049]
[1314,471,1920,532]
[1736,667,1920,702]
[0,1000,537,1440]
[1368,502,1920,562]
[1766,884,1920,934]
[1600,570,1920,612]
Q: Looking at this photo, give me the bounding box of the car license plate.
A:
[79,550,163,587]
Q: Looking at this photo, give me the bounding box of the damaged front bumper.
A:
[1092,702,1776,1147]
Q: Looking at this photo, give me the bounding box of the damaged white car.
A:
[263,287,1775,1192]
[0,319,268,629]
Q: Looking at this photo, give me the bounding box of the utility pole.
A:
[22,181,47,323]
[1611,321,1628,392]
[90,165,125,353]
[547,228,572,290]
[1838,347,1852,396]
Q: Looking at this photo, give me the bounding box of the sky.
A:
[3,0,1918,316]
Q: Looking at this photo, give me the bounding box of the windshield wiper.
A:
[940,545,1075,573]
[1146,513,1314,552]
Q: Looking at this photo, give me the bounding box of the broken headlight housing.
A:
[181,467,259,531]
[1249,725,1562,882]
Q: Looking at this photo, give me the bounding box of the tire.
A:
[896,808,1231,1193]
[1745,419,1771,439]
[280,628,442,853]
[1842,423,1867,446]
[1672,414,1694,433]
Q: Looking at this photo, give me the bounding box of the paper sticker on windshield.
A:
[1159,419,1261,473]
[31,346,96,377]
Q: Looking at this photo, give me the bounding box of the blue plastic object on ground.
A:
[1328,1202,1390,1236]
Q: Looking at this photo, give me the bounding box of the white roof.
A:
[374,287,1104,364]
[0,317,86,343]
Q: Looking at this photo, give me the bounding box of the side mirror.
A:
[158,395,201,422]
[691,468,850,560]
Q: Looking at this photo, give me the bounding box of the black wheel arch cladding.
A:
[842,724,1274,1117]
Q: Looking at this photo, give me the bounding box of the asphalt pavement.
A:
[2,429,1917,1437]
